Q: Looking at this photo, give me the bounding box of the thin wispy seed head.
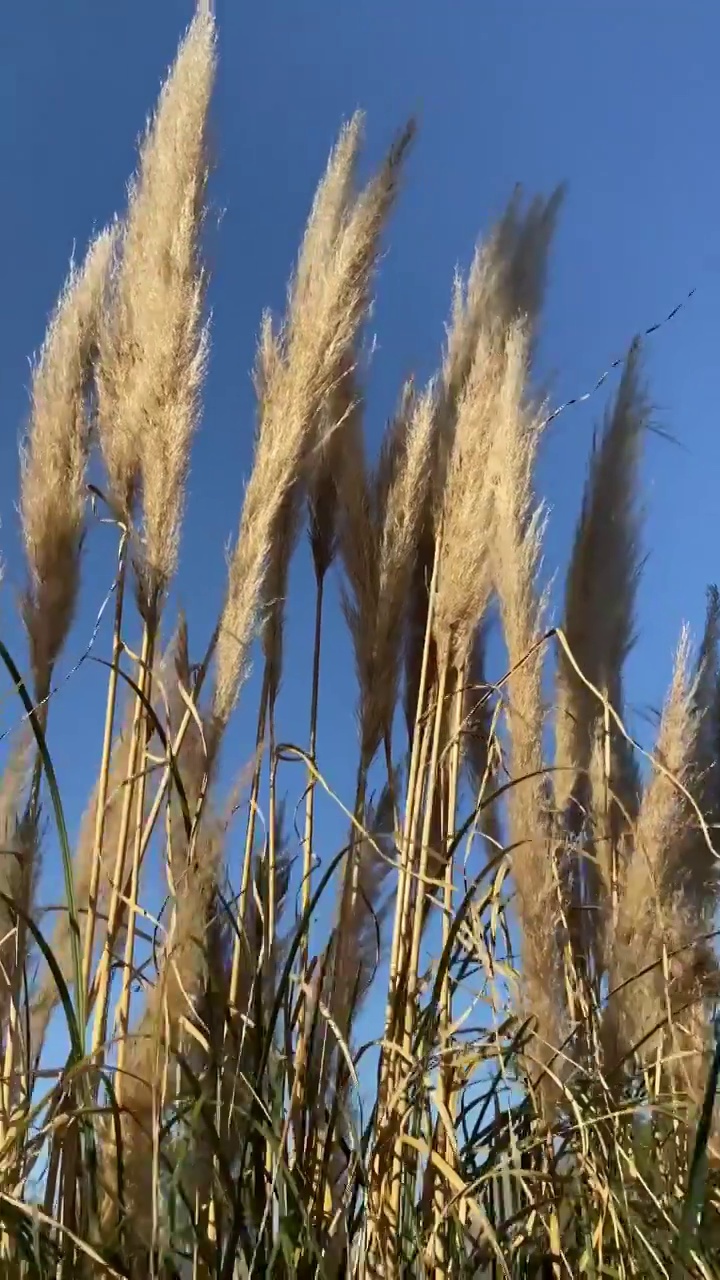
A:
[432,195,560,668]
[612,630,699,1054]
[96,9,215,613]
[21,228,115,701]
[555,343,648,817]
[370,385,436,761]
[212,124,411,729]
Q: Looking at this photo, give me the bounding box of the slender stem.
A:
[440,661,463,1087]
[115,623,156,1101]
[300,572,325,986]
[405,654,449,1047]
[228,668,269,1014]
[432,660,463,1280]
[266,687,278,958]
[81,542,128,1003]
[0,679,54,1144]
[388,658,448,1240]
[383,543,439,1050]
[286,572,326,1163]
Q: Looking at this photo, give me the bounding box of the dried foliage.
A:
[0,16,718,1280]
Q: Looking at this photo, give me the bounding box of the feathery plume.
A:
[404,191,561,737]
[555,344,647,820]
[341,381,435,765]
[610,630,701,1060]
[212,121,412,728]
[20,229,114,701]
[96,9,215,613]
[485,323,560,1056]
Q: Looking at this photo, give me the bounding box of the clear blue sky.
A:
[1,1,719,1000]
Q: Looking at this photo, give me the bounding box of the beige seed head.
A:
[213,123,411,729]
[611,630,700,1057]
[432,320,501,664]
[21,228,114,701]
[95,8,215,614]
[342,382,435,765]
[482,323,561,1055]
[555,343,648,818]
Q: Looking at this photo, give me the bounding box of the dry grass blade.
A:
[610,630,700,1064]
[341,379,435,766]
[440,187,563,431]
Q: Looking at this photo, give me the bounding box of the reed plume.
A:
[20,229,114,703]
[340,380,435,767]
[213,119,412,730]
[485,324,560,1059]
[95,7,215,614]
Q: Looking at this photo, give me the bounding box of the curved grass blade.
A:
[0,638,84,1033]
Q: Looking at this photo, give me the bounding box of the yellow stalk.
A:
[301,573,325,986]
[404,656,449,1054]
[267,691,279,957]
[431,659,464,1279]
[385,656,449,1253]
[80,538,128,1002]
[90,625,153,1061]
[382,540,439,1067]
[114,624,156,1103]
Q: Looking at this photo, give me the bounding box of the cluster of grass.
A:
[1,7,719,1277]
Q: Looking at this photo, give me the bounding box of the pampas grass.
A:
[0,12,719,1280]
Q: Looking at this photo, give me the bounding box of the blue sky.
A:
[1,0,719,1059]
